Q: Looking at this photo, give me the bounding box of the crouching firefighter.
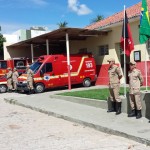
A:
[107,58,123,115]
[26,65,34,94]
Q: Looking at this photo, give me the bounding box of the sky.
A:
[0,0,141,34]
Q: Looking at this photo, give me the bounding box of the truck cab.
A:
[0,57,30,77]
[0,57,30,93]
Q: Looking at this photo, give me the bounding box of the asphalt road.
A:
[0,92,150,150]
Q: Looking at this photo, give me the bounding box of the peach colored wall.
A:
[70,20,149,65]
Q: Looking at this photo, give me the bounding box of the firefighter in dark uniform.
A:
[6,67,13,92]
[128,61,143,119]
[107,58,123,115]
[26,65,34,94]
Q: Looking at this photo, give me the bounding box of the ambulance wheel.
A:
[0,84,7,93]
[35,83,45,93]
[83,78,91,87]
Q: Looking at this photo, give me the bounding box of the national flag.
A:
[120,11,134,56]
[139,0,150,44]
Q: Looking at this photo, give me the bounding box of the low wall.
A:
[107,91,150,119]
[51,91,150,120]
[140,91,150,119]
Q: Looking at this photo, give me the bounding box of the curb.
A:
[4,98,150,146]
[49,95,108,109]
[49,94,128,113]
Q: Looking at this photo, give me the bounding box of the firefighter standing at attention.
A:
[12,68,19,92]
[128,61,143,119]
[6,67,13,92]
[26,65,34,94]
[107,58,123,115]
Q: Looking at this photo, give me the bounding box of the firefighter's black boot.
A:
[128,109,136,117]
[116,102,121,115]
[27,89,31,95]
[136,110,142,119]
[31,89,34,94]
[14,90,17,93]
[8,89,12,93]
[107,102,116,112]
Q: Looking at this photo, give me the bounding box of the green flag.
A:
[139,0,150,44]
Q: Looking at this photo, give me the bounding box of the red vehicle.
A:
[0,57,30,93]
[0,57,30,77]
[17,54,97,93]
[0,75,7,93]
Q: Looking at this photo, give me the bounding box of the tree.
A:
[91,15,104,23]
[0,33,6,55]
[57,21,68,28]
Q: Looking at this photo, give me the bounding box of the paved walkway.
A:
[3,85,150,146]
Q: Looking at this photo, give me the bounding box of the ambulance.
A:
[17,54,97,93]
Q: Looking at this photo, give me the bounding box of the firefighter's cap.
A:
[26,65,30,68]
[129,61,136,65]
[13,67,17,71]
[7,67,11,70]
[107,58,115,62]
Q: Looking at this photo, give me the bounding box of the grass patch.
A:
[57,87,150,100]
[58,88,109,100]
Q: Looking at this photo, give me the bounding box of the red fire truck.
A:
[0,75,8,93]
[0,57,30,77]
[0,57,30,93]
[17,54,97,93]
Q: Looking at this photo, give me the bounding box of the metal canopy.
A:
[7,27,108,48]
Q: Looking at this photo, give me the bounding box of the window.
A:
[41,63,52,74]
[30,62,42,74]
[98,45,109,56]
[134,51,141,62]
[146,39,150,56]
[78,48,87,54]
[0,61,7,69]
[15,60,26,69]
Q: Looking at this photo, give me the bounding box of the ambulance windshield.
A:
[30,62,42,73]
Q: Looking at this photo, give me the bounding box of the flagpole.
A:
[145,46,148,91]
[123,5,126,97]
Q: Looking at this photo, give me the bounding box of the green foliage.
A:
[0,34,6,55]
[57,21,68,28]
[91,15,104,23]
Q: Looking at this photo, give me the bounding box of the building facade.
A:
[84,1,150,86]
[3,1,150,86]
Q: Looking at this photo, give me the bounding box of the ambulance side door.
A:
[40,63,59,88]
